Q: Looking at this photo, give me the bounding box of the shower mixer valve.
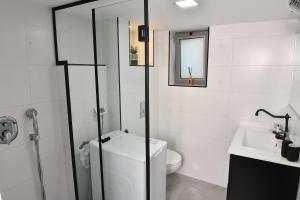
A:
[0,116,18,145]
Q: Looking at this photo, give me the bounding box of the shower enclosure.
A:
[52,0,151,199]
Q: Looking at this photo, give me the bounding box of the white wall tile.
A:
[29,66,59,103]
[292,33,300,65]
[230,66,294,96]
[209,25,233,39]
[2,179,40,200]
[207,67,231,92]
[232,19,300,38]
[26,26,55,66]
[232,35,295,66]
[208,39,232,67]
[0,25,27,66]
[0,67,31,108]
[0,143,37,190]
[289,67,300,122]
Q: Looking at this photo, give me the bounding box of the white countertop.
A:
[228,121,300,168]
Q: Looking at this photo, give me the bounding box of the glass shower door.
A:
[92,1,149,199]
[52,0,151,199]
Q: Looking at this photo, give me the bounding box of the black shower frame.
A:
[51,1,151,200]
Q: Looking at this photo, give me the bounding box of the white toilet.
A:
[166,149,182,175]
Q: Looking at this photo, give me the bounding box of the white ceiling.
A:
[149,0,300,29]
[25,0,300,29]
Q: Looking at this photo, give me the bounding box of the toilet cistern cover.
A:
[167,150,182,166]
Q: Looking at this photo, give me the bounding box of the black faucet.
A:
[255,109,291,133]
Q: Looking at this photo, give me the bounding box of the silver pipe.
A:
[26,108,46,200]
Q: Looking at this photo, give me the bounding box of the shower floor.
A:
[167,173,227,200]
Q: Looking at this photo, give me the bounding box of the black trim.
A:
[144,0,150,200]
[52,0,97,11]
[68,63,106,66]
[63,62,79,200]
[92,9,106,200]
[117,18,123,130]
[52,8,59,65]
[168,31,171,87]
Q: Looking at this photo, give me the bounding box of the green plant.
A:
[130,46,138,54]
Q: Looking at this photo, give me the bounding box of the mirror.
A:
[290,32,300,116]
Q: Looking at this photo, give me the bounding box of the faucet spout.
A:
[255,109,291,133]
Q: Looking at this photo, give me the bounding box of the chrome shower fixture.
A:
[0,116,18,145]
[289,0,300,14]
[26,108,39,141]
[26,108,46,200]
[25,108,38,119]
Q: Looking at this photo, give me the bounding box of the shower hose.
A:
[26,109,46,200]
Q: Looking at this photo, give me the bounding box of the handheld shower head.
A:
[26,108,39,135]
[26,108,38,119]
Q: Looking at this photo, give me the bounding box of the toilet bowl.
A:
[166,149,182,175]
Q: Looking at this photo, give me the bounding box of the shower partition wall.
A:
[52,0,150,200]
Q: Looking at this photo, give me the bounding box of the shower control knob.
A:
[0,116,18,145]
[2,131,12,145]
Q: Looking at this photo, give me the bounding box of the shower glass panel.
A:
[55,8,94,64]
[55,6,98,200]
[53,0,150,200]
[93,1,147,200]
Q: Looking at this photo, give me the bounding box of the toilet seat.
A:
[166,149,182,174]
[167,149,182,166]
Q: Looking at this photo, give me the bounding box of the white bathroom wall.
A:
[0,0,71,199]
[155,19,300,187]
[290,32,300,119]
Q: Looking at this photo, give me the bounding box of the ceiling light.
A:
[176,0,198,8]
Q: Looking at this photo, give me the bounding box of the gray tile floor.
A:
[167,173,227,200]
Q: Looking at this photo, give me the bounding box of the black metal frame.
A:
[52,1,150,200]
[92,8,106,200]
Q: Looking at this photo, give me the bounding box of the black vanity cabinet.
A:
[226,155,300,200]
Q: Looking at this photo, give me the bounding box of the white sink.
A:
[229,121,300,168]
[242,130,277,153]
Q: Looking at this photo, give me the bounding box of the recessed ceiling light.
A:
[176,0,198,8]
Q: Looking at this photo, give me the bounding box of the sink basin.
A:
[242,130,277,153]
[228,121,300,168]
